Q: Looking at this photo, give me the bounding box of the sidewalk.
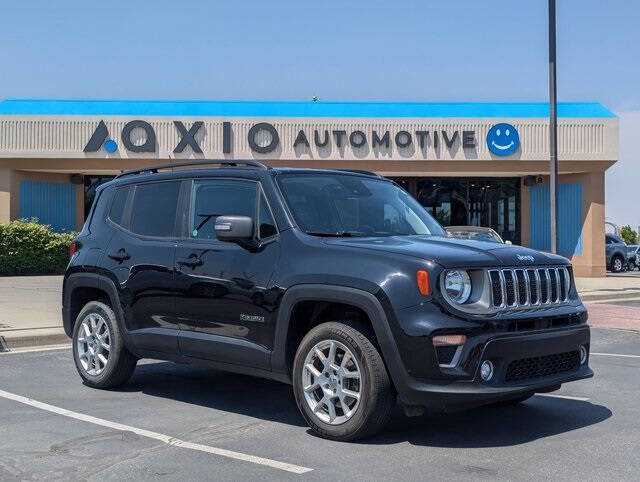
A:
[575,272,640,302]
[0,276,67,351]
[2,272,640,351]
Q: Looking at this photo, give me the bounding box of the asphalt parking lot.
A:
[1,327,639,481]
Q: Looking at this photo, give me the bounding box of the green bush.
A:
[0,219,77,275]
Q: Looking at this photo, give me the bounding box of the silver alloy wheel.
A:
[301,339,362,425]
[76,312,111,376]
[613,257,623,272]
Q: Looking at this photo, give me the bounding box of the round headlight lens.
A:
[444,270,472,304]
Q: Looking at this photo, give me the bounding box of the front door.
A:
[175,178,280,368]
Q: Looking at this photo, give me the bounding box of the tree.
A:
[619,225,638,245]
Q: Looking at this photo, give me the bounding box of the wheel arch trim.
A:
[271,284,406,387]
[63,273,126,339]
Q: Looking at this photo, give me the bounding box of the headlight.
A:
[443,270,472,304]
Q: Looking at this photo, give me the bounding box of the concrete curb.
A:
[579,291,640,302]
[0,328,69,352]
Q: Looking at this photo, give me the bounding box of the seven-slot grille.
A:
[488,267,570,308]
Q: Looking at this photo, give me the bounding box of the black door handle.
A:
[108,249,130,262]
[177,254,203,267]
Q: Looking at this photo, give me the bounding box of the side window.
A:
[129,181,181,237]
[258,191,277,239]
[190,179,257,239]
[108,186,129,226]
[605,236,613,245]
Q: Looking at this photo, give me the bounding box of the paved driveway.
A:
[1,327,638,480]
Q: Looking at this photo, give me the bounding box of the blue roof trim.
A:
[0,99,616,118]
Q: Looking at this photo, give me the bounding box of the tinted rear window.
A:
[130,181,181,237]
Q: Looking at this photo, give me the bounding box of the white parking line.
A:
[591,352,640,359]
[0,389,312,475]
[0,344,70,355]
[536,393,590,402]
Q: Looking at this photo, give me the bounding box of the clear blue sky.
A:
[0,0,638,109]
[1,0,639,225]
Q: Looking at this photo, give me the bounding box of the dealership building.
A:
[0,99,617,276]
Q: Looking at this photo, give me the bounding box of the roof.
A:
[0,99,616,118]
[107,163,384,185]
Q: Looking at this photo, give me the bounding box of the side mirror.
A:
[505,240,513,245]
[214,215,254,242]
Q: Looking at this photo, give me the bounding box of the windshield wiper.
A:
[304,230,355,237]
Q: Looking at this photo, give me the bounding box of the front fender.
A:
[270,284,408,388]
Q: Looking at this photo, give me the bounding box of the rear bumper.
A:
[395,326,592,410]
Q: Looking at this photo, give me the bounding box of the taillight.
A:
[69,242,76,258]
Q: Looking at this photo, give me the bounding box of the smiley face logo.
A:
[487,123,520,156]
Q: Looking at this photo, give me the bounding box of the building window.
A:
[392,177,521,245]
[84,175,115,219]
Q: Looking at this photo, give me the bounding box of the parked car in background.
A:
[605,234,628,272]
[445,226,511,244]
[627,244,639,270]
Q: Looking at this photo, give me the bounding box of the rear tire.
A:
[72,301,137,389]
[292,321,395,441]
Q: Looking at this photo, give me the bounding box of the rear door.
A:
[175,177,280,368]
[102,179,182,354]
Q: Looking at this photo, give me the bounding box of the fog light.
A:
[579,345,588,365]
[480,360,494,381]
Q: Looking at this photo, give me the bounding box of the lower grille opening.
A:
[435,345,458,365]
[505,315,583,333]
[504,350,580,383]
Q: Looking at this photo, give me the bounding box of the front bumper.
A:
[394,325,592,410]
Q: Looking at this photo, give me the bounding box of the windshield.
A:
[277,173,445,237]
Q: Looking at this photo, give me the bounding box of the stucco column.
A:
[0,168,12,224]
[572,171,606,277]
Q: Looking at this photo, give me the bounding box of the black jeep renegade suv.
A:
[63,160,592,441]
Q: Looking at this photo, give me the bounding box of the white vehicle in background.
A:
[445,226,512,244]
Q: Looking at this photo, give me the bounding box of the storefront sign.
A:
[486,123,520,156]
[84,120,526,156]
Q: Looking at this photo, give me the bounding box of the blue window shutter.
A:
[18,180,76,232]
[529,183,583,257]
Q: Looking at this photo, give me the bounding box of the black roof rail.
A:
[114,159,269,179]
[336,169,381,178]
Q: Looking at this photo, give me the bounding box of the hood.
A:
[322,235,568,268]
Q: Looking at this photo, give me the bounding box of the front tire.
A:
[292,321,395,441]
[72,301,137,389]
[611,255,624,273]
